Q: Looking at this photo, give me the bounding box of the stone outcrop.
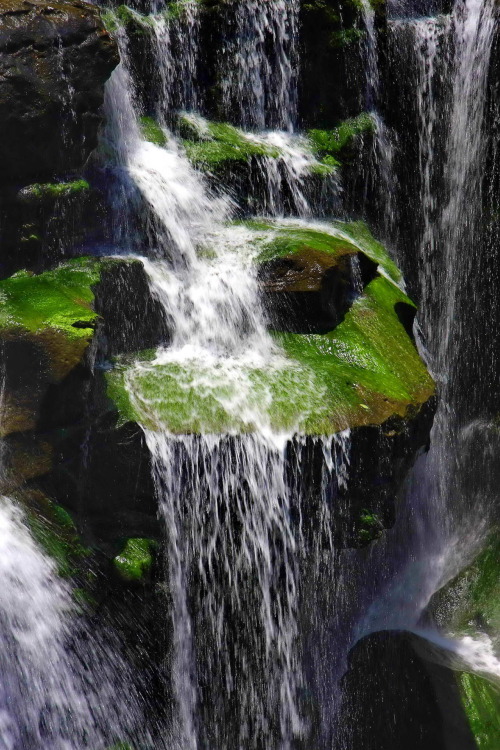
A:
[0,0,118,185]
[338,631,478,750]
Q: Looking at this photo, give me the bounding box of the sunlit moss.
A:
[139,116,167,147]
[106,275,433,435]
[307,113,375,161]
[459,673,500,749]
[113,538,155,582]
[181,117,280,168]
[0,258,100,340]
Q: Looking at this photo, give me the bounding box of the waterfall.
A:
[3,0,493,742]
[0,496,149,748]
[221,0,299,131]
[350,0,498,678]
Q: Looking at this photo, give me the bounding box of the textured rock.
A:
[0,0,119,184]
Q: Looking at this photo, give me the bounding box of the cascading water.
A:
[2,0,497,742]
[348,0,500,689]
[0,404,151,748]
[97,0,500,742]
[221,0,299,131]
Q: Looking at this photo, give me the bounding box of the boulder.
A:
[337,631,477,750]
[0,0,119,185]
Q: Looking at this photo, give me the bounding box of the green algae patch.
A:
[106,276,433,435]
[0,258,99,339]
[21,493,90,579]
[308,112,375,163]
[357,509,384,545]
[434,532,500,650]
[459,673,500,749]
[180,115,280,169]
[113,538,155,582]
[241,219,401,283]
[273,276,434,432]
[18,180,90,203]
[139,116,167,147]
[0,257,101,380]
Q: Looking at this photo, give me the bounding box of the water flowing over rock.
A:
[0,0,499,747]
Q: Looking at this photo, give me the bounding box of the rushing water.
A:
[99,0,500,744]
[0,494,149,749]
[2,0,499,743]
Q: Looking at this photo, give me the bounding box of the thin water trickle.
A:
[222,0,299,131]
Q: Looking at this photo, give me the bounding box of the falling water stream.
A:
[102,0,500,744]
[1,0,499,745]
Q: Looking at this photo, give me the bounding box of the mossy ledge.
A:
[105,222,433,435]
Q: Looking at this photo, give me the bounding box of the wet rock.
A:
[259,247,377,333]
[0,0,119,185]
[337,631,477,750]
[0,179,109,276]
[298,0,367,127]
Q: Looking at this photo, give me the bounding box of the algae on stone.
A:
[180,116,280,169]
[113,538,155,582]
[106,264,432,435]
[434,532,500,650]
[307,113,375,164]
[459,672,500,749]
[242,218,401,283]
[139,116,167,147]
[0,258,99,340]
[18,180,90,203]
[21,491,90,579]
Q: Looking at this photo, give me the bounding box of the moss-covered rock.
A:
[459,672,500,749]
[12,489,91,579]
[0,256,169,437]
[113,538,155,583]
[432,532,500,653]
[0,177,107,277]
[139,116,168,147]
[307,112,376,165]
[180,115,281,170]
[105,222,432,435]
[245,218,401,282]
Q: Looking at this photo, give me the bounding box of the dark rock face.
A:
[0,0,118,185]
[298,0,367,128]
[337,631,476,750]
[258,249,378,333]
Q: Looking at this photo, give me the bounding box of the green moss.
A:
[330,27,365,48]
[0,258,100,340]
[459,673,500,749]
[181,117,280,169]
[113,538,155,582]
[102,4,151,33]
[308,113,375,160]
[139,116,167,147]
[19,180,90,202]
[25,501,90,578]
[106,274,433,435]
[357,509,384,544]
[436,533,500,646]
[241,219,401,283]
